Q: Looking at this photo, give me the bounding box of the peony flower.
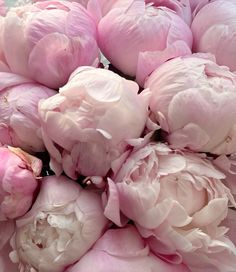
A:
[104,142,236,271]
[1,1,99,89]
[0,72,56,153]
[0,146,42,220]
[65,225,190,272]
[192,0,236,72]
[10,175,108,272]
[38,67,150,179]
[98,0,192,86]
[146,55,236,155]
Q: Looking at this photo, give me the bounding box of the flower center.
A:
[29,211,79,251]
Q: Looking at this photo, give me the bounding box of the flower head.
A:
[98,1,192,86]
[0,72,56,153]
[192,0,236,72]
[1,1,99,88]
[10,175,108,272]
[104,142,236,271]
[39,67,150,179]
[146,55,236,154]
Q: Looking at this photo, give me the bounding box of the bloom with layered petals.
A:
[39,67,150,179]
[146,55,236,155]
[192,0,236,72]
[98,0,192,86]
[10,175,108,272]
[104,142,236,271]
[0,146,42,220]
[0,72,56,153]
[1,1,99,88]
[66,226,190,272]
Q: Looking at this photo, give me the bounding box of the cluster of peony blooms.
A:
[1,0,236,271]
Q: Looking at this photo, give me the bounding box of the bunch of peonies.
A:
[1,0,236,272]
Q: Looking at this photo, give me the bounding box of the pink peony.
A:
[38,67,150,179]
[1,1,99,89]
[10,175,108,272]
[98,0,192,86]
[146,55,236,155]
[0,72,56,153]
[192,0,236,72]
[66,225,190,272]
[0,146,42,220]
[104,142,236,271]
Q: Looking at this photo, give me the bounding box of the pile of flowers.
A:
[1,0,236,271]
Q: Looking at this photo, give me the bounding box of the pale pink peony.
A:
[192,0,236,72]
[98,0,192,86]
[38,67,150,179]
[0,146,42,220]
[0,72,56,153]
[104,142,236,271]
[10,175,108,272]
[146,55,236,155]
[1,1,99,89]
[66,225,190,272]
